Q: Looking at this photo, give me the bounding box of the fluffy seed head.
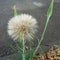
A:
[8,14,38,41]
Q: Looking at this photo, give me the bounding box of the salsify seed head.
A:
[8,14,38,41]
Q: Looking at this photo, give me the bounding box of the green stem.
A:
[33,0,54,55]
[22,34,25,60]
[34,17,49,55]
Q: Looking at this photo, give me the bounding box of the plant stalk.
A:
[34,17,50,55]
[22,34,25,60]
[34,0,54,55]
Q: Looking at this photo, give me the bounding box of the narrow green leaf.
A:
[13,5,18,16]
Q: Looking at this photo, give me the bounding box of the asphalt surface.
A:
[0,0,60,60]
